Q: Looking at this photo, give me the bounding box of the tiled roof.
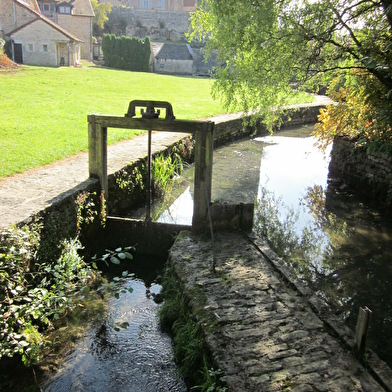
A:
[9,0,83,41]
[69,0,94,17]
[155,43,192,61]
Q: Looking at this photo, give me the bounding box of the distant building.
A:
[153,42,193,74]
[0,0,94,65]
[99,0,196,12]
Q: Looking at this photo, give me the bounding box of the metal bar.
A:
[146,129,152,221]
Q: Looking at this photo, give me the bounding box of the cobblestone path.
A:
[169,231,391,391]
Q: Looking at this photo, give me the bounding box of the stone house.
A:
[151,42,217,76]
[0,0,93,65]
[153,42,193,75]
[37,0,94,59]
[100,0,196,12]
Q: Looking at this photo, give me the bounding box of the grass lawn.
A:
[0,62,313,178]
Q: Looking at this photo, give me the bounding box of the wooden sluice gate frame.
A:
[87,100,214,233]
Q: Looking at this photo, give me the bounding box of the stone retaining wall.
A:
[329,136,392,207]
[107,105,323,216]
[109,8,191,39]
[213,105,323,147]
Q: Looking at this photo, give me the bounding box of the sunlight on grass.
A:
[0,63,313,178]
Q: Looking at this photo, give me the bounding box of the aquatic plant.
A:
[159,264,227,391]
[152,151,183,199]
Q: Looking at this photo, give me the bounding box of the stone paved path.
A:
[0,131,186,229]
[2,97,391,390]
[0,96,332,230]
[169,231,391,392]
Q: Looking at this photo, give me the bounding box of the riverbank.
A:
[4,97,391,391]
[169,230,392,391]
[0,98,328,230]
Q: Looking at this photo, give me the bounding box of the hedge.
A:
[101,34,151,72]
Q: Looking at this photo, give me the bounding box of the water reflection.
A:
[252,129,392,369]
[144,125,392,368]
[41,257,187,392]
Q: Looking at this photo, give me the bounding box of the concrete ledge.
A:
[211,201,254,232]
[104,216,191,256]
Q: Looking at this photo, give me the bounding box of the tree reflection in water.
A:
[253,184,392,368]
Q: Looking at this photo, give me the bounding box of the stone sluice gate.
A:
[169,231,392,392]
[88,100,392,391]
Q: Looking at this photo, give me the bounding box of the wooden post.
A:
[192,122,214,233]
[355,306,372,358]
[88,115,108,199]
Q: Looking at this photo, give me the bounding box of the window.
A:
[50,4,55,11]
[139,0,151,8]
[43,4,49,11]
[43,44,48,52]
[28,44,34,52]
[157,0,165,8]
[59,6,71,13]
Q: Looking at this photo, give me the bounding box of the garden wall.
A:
[212,105,324,147]
[329,136,392,207]
[109,8,191,40]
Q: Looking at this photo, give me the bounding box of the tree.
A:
[189,0,392,138]
[90,0,112,37]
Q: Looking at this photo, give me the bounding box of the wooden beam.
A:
[87,115,206,133]
[355,306,372,358]
[192,121,214,233]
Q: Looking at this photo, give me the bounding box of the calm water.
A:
[141,125,392,368]
[41,257,187,392]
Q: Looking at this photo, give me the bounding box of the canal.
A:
[41,256,187,392]
[134,124,392,369]
[41,124,392,390]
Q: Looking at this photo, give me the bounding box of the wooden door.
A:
[13,43,23,64]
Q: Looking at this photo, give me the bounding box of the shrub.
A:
[0,226,100,366]
[101,34,151,72]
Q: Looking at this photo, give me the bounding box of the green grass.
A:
[0,61,313,178]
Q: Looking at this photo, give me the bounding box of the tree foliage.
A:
[90,0,112,35]
[190,0,392,139]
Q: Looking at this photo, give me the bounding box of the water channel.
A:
[41,124,392,390]
[41,256,187,392]
[135,124,392,369]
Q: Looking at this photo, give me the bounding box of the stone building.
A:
[153,42,193,74]
[0,0,93,65]
[37,0,94,59]
[99,0,196,12]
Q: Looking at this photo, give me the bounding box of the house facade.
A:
[37,0,94,59]
[130,0,196,11]
[100,0,196,12]
[9,16,81,66]
[0,0,93,65]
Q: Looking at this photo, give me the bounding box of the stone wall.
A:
[57,14,92,60]
[213,105,324,147]
[0,0,37,34]
[329,136,392,206]
[109,8,191,40]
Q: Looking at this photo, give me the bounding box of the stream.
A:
[41,124,392,390]
[135,124,392,369]
[41,256,187,392]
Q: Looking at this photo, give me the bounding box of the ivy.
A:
[0,227,100,366]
